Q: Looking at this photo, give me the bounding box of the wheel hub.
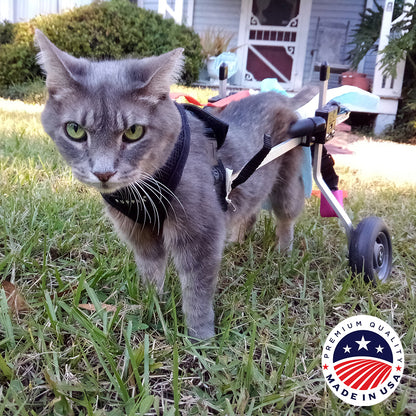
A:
[374,242,384,268]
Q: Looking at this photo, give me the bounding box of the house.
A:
[1,0,413,133]
[157,0,414,135]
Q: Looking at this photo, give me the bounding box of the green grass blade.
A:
[0,352,13,380]
[143,333,150,395]
[173,342,180,416]
[0,289,15,348]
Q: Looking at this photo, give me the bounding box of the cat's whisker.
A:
[134,174,193,240]
[145,181,194,240]
[139,176,180,222]
[139,171,162,192]
[141,182,170,219]
[125,184,147,235]
[141,172,186,218]
[120,186,136,237]
[130,182,162,233]
[127,183,152,233]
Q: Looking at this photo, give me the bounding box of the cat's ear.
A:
[34,29,88,94]
[130,48,184,98]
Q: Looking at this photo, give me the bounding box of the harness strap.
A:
[230,134,272,190]
[158,102,191,192]
[182,104,228,149]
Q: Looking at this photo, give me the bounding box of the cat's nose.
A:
[93,171,117,183]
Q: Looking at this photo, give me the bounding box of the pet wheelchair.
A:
[173,63,393,283]
[216,63,393,284]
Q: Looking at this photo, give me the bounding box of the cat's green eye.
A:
[65,122,87,141]
[123,124,145,142]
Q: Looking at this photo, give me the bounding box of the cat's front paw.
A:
[187,324,215,342]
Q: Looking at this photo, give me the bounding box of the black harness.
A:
[101,102,228,230]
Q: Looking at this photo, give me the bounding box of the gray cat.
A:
[35,29,311,340]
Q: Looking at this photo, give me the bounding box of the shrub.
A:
[384,71,416,144]
[0,20,14,44]
[0,79,47,104]
[0,0,203,88]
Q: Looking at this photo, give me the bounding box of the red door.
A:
[241,0,310,90]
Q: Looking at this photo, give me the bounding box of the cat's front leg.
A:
[107,208,168,293]
[133,240,168,294]
[171,232,225,340]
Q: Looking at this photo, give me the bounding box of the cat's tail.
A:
[289,85,319,111]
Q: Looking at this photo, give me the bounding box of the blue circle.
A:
[333,330,393,363]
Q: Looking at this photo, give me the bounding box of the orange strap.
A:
[169,90,251,108]
[169,92,203,106]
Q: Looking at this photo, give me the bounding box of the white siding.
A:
[0,0,188,27]
[143,0,159,12]
[303,0,367,87]
[192,0,241,48]
[363,47,378,81]
[0,0,92,23]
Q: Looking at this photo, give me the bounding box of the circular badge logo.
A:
[322,315,404,406]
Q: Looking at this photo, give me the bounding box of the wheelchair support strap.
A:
[231,134,272,190]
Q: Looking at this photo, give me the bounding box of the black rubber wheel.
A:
[349,216,392,283]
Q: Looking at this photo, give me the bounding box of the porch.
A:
[158,0,413,134]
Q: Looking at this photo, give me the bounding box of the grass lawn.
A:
[0,91,415,415]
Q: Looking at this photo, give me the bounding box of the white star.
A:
[343,345,351,353]
[356,336,371,351]
[376,345,384,354]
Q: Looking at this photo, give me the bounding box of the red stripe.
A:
[335,358,374,375]
[339,361,379,387]
[352,362,388,390]
[349,362,382,389]
[357,362,383,389]
[169,90,252,108]
[369,365,392,389]
[334,358,366,371]
[336,360,375,383]
[334,359,392,390]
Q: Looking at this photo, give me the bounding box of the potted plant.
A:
[199,28,236,80]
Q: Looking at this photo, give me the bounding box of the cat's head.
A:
[35,29,184,193]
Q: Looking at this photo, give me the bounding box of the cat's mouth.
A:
[72,170,131,193]
[96,180,139,194]
[95,176,147,194]
[98,183,119,193]
[78,177,126,194]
